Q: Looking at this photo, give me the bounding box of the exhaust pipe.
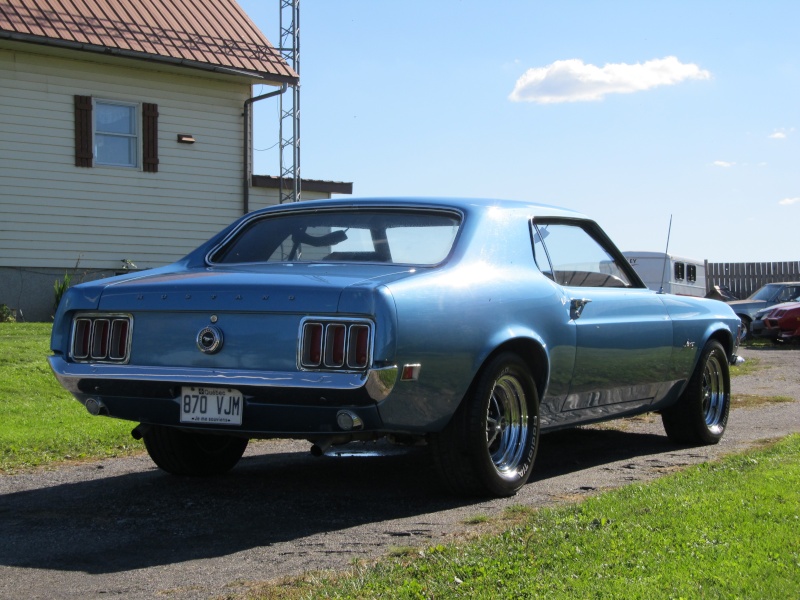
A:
[131,423,151,441]
[310,434,355,457]
[84,397,108,416]
[310,439,333,457]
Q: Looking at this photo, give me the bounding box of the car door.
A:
[532,219,672,421]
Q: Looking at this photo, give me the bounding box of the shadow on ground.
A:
[0,426,674,574]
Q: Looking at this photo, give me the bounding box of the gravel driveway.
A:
[1,346,798,600]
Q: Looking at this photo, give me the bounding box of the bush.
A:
[0,304,15,323]
[53,271,73,312]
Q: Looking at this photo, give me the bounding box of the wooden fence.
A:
[705,261,800,299]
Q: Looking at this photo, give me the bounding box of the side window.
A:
[532,222,633,288]
[687,264,697,283]
[778,286,800,302]
[74,95,158,172]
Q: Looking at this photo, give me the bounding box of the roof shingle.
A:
[0,0,297,82]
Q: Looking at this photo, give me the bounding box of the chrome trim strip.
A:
[48,357,398,402]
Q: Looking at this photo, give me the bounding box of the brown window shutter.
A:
[74,95,93,167]
[142,103,159,173]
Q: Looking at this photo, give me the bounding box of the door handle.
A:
[570,298,592,320]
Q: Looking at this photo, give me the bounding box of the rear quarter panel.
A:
[376,204,576,431]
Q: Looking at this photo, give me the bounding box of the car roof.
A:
[248,196,588,220]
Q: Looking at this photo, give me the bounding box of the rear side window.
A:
[210,209,461,266]
[532,221,634,288]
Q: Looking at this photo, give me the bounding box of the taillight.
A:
[91,319,110,359]
[71,314,132,363]
[301,323,324,366]
[300,319,372,371]
[109,319,129,360]
[324,324,347,367]
[348,325,370,369]
[73,318,92,359]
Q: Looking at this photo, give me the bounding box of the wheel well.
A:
[480,338,548,401]
[708,329,734,358]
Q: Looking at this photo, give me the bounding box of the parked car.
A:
[727,282,800,333]
[706,284,738,302]
[750,302,795,340]
[757,302,800,343]
[49,197,742,497]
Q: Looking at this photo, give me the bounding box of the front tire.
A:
[662,340,730,445]
[143,425,249,476]
[738,315,751,337]
[430,353,540,497]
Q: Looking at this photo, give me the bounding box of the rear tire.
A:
[662,340,730,445]
[430,352,540,497]
[143,425,248,476]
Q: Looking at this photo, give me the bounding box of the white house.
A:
[0,0,350,321]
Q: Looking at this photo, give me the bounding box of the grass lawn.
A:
[0,323,140,472]
[256,436,800,600]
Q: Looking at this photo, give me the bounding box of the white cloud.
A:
[779,197,800,206]
[769,128,794,139]
[509,56,711,104]
[713,161,734,168]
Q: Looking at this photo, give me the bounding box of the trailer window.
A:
[674,262,685,281]
[687,265,697,283]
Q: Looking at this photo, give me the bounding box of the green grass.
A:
[0,323,140,472]
[254,436,800,600]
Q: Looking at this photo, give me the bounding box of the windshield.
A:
[210,209,461,266]
[749,284,781,301]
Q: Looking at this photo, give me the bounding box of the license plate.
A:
[180,386,243,426]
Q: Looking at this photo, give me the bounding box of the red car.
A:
[763,302,800,342]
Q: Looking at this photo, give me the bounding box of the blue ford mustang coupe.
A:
[50,197,741,497]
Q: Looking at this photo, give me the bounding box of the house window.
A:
[94,100,138,167]
[74,95,158,172]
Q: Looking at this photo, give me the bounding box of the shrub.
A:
[0,304,15,323]
[53,272,72,312]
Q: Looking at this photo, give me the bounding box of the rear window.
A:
[209,209,461,266]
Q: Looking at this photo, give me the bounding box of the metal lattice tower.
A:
[278,0,300,203]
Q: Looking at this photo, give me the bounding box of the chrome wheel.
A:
[486,374,530,479]
[702,352,726,435]
[662,340,730,445]
[430,352,540,497]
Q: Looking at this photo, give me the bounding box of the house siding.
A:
[0,45,257,270]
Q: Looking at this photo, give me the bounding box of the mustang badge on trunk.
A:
[196,326,223,354]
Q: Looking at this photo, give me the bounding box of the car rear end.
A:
[49,201,464,442]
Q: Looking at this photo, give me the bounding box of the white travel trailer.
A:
[623,252,706,297]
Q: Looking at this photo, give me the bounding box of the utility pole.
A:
[278,0,300,203]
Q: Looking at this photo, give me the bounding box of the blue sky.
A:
[238,1,798,263]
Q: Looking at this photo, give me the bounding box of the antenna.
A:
[658,214,673,294]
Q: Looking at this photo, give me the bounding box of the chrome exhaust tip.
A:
[336,410,364,431]
[84,397,108,416]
